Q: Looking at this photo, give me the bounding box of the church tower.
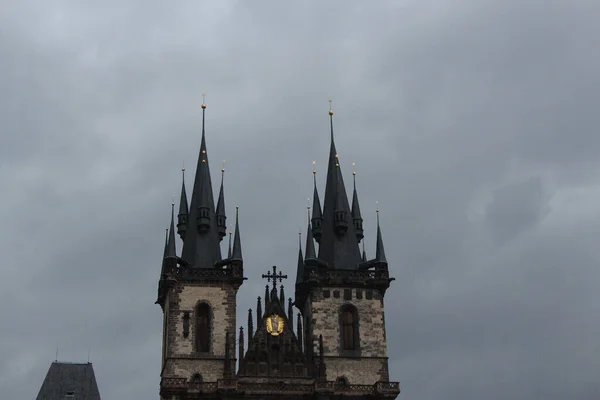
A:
[294,106,397,390]
[156,102,399,399]
[156,101,245,399]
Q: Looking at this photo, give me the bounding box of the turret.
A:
[351,167,364,242]
[311,165,323,243]
[177,168,188,241]
[216,164,227,241]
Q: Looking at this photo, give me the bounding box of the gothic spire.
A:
[167,202,177,258]
[177,168,188,241]
[295,231,304,286]
[180,100,222,268]
[375,209,387,264]
[351,167,364,242]
[159,227,168,279]
[231,206,242,261]
[305,208,317,261]
[228,230,232,258]
[216,162,227,242]
[317,104,362,268]
[311,164,323,243]
[362,240,367,263]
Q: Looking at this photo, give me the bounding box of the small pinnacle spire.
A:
[296,231,304,284]
[351,162,364,242]
[305,206,317,261]
[288,298,294,331]
[247,308,253,341]
[216,161,227,242]
[256,296,262,325]
[160,227,168,273]
[362,240,367,262]
[231,206,242,261]
[177,167,189,241]
[311,161,323,243]
[279,285,285,309]
[264,286,269,306]
[228,230,232,258]
[375,208,387,264]
[167,202,176,258]
[297,313,303,352]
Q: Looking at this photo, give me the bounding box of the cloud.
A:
[1,0,599,399]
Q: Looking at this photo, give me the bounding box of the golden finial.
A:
[222,159,226,173]
[236,205,239,210]
[201,93,206,109]
[312,160,316,174]
[329,100,333,116]
[376,201,380,214]
[182,160,185,172]
[352,162,356,176]
[172,194,175,206]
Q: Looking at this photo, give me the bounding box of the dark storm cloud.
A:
[1,0,599,399]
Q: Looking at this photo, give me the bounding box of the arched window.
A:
[196,303,211,353]
[340,305,359,351]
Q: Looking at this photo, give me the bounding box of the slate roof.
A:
[36,362,100,400]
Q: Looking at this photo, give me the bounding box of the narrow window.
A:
[196,303,211,352]
[340,305,359,351]
[183,311,190,338]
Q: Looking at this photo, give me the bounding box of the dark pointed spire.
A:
[311,163,323,243]
[351,166,364,242]
[167,202,177,258]
[256,296,262,326]
[279,285,285,309]
[228,230,232,258]
[297,313,303,353]
[161,227,168,273]
[180,99,222,268]
[295,231,304,284]
[216,162,227,242]
[375,209,387,264]
[231,206,242,261]
[264,283,270,305]
[288,298,294,331]
[305,208,317,261]
[247,308,253,341]
[238,327,244,369]
[177,167,189,241]
[362,240,367,263]
[318,104,362,268]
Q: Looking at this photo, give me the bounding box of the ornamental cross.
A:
[262,265,287,290]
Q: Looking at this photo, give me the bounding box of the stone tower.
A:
[294,106,396,389]
[156,102,245,399]
[156,103,399,399]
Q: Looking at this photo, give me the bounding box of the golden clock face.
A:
[265,314,285,336]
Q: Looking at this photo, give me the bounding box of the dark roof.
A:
[317,113,362,268]
[180,107,223,268]
[36,362,100,400]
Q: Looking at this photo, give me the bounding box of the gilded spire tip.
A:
[352,161,356,176]
[201,93,207,109]
[221,159,226,173]
[329,100,333,115]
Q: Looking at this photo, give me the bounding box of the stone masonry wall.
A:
[304,286,389,385]
[163,282,237,382]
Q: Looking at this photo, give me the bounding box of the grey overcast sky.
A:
[1,0,599,398]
